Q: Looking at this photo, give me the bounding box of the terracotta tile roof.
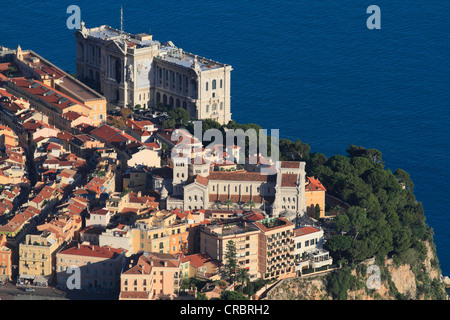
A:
[280,161,301,169]
[120,291,149,299]
[90,208,109,216]
[293,226,321,237]
[90,125,120,142]
[243,211,265,221]
[208,171,276,182]
[62,111,83,122]
[9,78,89,111]
[281,173,298,187]
[59,244,124,259]
[306,176,326,192]
[185,253,219,269]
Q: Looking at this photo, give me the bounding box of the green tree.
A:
[222,198,233,210]
[325,235,352,261]
[196,292,208,300]
[223,240,238,282]
[236,268,250,291]
[394,168,414,191]
[220,290,249,300]
[326,267,355,300]
[169,107,190,126]
[279,138,311,161]
[315,204,321,219]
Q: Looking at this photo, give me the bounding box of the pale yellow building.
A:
[131,212,189,255]
[18,232,60,285]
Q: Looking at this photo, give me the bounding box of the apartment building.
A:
[18,232,60,286]
[131,216,189,255]
[200,219,260,279]
[253,217,296,281]
[119,251,181,300]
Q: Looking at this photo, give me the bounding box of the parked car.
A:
[25,288,35,292]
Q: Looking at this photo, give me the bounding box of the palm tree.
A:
[236,268,250,292]
[222,198,233,210]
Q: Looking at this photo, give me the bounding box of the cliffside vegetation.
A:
[178,118,446,299]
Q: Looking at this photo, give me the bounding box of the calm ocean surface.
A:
[1,1,448,275]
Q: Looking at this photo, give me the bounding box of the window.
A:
[212,80,216,90]
[206,105,209,113]
[206,82,209,91]
[220,79,223,88]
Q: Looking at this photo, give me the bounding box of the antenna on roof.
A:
[120,5,124,35]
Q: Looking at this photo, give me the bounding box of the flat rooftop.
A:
[83,25,228,71]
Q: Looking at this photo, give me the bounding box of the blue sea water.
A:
[1,1,448,276]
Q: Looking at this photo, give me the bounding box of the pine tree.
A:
[223,240,238,282]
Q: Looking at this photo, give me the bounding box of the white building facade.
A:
[75,23,232,124]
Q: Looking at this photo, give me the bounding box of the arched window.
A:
[212,80,216,90]
[206,105,209,113]
[212,103,217,111]
[206,82,209,91]
[220,102,223,110]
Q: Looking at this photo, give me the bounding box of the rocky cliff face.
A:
[265,241,448,300]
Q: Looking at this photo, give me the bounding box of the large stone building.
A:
[75,23,232,124]
[160,158,308,221]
